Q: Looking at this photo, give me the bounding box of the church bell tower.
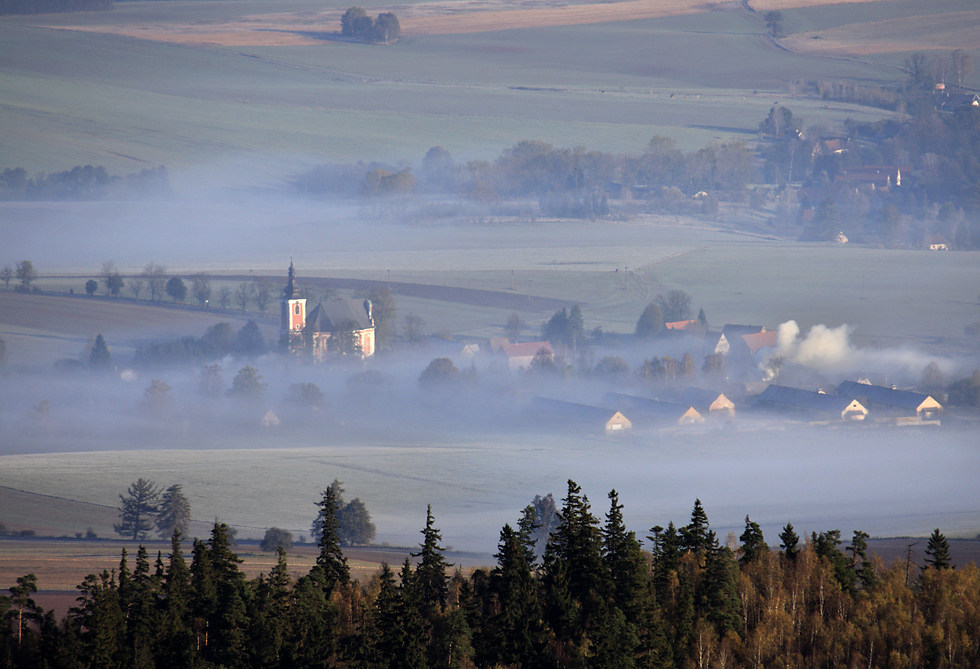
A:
[280,261,307,347]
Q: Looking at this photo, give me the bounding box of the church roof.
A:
[305,299,373,333]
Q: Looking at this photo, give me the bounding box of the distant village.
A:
[274,265,955,437]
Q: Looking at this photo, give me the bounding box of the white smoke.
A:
[762,320,965,380]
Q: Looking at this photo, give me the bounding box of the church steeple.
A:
[284,259,295,299]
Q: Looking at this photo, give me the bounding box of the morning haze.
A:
[1,0,980,664]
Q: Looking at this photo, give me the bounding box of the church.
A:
[280,263,376,360]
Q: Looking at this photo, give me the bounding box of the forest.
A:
[2,480,978,669]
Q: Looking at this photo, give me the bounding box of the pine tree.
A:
[89,334,111,368]
[114,479,161,540]
[156,484,191,539]
[603,489,647,619]
[126,545,158,669]
[924,528,953,570]
[159,530,195,668]
[778,522,800,562]
[315,484,350,593]
[70,570,124,669]
[413,505,451,611]
[681,498,711,554]
[486,524,547,667]
[739,515,768,566]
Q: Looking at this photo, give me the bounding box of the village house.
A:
[280,263,375,361]
[756,384,868,421]
[489,338,554,370]
[835,380,943,420]
[603,392,704,426]
[529,397,632,432]
[677,387,736,418]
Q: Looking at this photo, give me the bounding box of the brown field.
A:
[36,0,909,47]
[45,0,737,46]
[783,10,980,56]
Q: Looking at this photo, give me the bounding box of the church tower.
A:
[280,261,307,350]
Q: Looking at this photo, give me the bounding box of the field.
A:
[5,0,961,172]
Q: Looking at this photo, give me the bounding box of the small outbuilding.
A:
[496,341,554,370]
[260,409,280,427]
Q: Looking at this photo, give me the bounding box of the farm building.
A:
[927,235,949,251]
[835,380,943,420]
[603,392,704,426]
[756,384,868,421]
[492,340,554,370]
[528,397,631,432]
[707,324,767,357]
[836,166,905,189]
[677,387,736,418]
[665,320,698,331]
[260,409,280,427]
[280,263,375,360]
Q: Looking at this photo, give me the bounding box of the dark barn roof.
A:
[836,381,939,411]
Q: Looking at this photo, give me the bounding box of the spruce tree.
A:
[680,498,711,554]
[924,528,953,570]
[160,530,194,668]
[602,489,647,619]
[315,485,350,593]
[779,522,800,562]
[156,484,191,539]
[413,505,451,611]
[739,515,768,566]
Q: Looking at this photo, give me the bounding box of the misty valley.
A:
[3,0,980,663]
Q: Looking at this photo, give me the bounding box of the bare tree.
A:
[143,263,167,301]
[254,278,272,315]
[219,286,232,311]
[192,274,212,308]
[100,261,117,296]
[128,277,145,300]
[403,313,425,344]
[235,282,254,313]
[506,312,526,342]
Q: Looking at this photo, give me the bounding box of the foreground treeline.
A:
[0,166,169,200]
[3,482,979,669]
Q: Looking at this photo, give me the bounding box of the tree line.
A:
[2,480,977,668]
[0,166,169,200]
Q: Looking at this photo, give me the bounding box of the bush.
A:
[261,527,293,552]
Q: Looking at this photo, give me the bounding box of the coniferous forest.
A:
[3,480,979,669]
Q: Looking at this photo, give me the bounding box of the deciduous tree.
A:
[15,260,36,292]
[635,302,664,338]
[191,274,211,308]
[165,277,187,303]
[227,365,266,400]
